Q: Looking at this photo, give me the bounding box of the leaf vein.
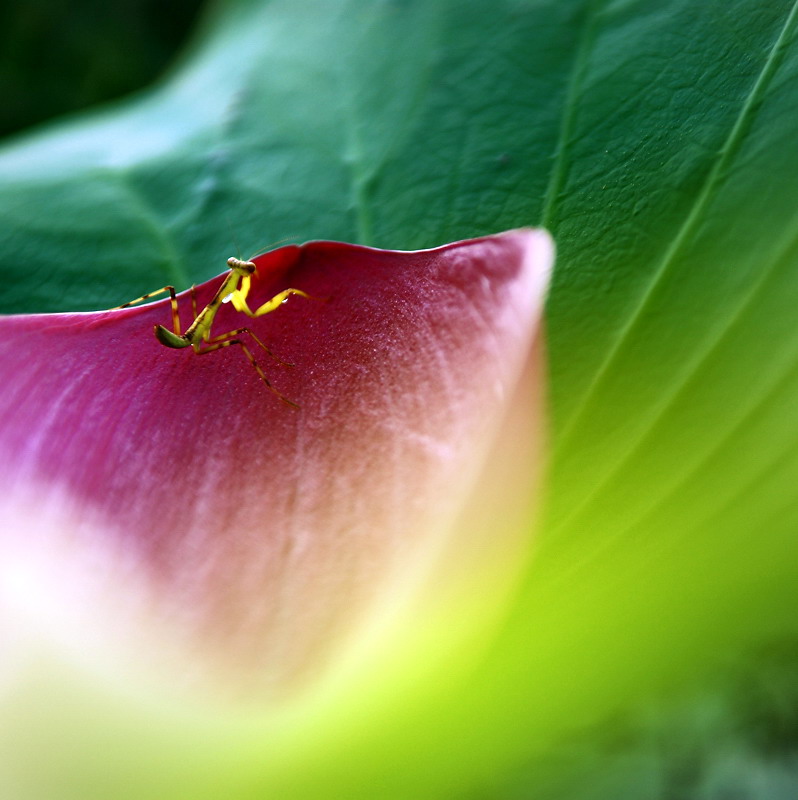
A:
[554,0,798,453]
[540,0,603,229]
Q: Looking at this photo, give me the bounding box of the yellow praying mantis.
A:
[115,256,314,406]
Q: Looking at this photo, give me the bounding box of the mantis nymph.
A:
[115,257,313,406]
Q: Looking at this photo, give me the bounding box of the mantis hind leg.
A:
[194,329,297,408]
[207,326,293,367]
[113,285,181,336]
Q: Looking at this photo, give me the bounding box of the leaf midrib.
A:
[553,0,798,455]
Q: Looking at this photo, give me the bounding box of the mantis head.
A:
[226,257,257,276]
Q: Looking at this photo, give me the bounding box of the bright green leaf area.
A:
[2,0,798,797]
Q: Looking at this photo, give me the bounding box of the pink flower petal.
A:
[0,230,552,696]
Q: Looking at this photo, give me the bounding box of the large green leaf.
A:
[2,0,798,796]
[0,0,574,312]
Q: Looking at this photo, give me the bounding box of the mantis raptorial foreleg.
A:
[228,279,313,319]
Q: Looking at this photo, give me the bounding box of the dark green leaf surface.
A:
[0,0,575,312]
[2,0,798,796]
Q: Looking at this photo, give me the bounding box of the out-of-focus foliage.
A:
[476,642,798,800]
[0,0,199,138]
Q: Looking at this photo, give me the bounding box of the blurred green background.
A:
[0,0,199,138]
[1,0,798,797]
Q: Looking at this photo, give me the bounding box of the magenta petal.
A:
[0,230,552,695]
